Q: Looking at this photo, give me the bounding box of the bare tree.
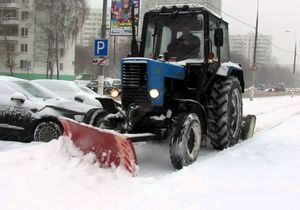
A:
[0,2,16,76]
[35,0,88,79]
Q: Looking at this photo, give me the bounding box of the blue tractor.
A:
[96,4,255,169]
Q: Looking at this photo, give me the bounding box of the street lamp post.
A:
[250,0,259,101]
[286,30,297,97]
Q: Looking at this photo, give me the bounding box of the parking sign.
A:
[94,39,108,56]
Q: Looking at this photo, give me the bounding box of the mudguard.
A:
[59,117,138,176]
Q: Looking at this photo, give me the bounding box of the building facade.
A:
[230,34,273,66]
[76,8,111,47]
[0,0,75,80]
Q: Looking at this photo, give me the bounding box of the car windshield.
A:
[112,80,121,86]
[13,81,58,99]
[144,13,204,61]
[78,85,99,96]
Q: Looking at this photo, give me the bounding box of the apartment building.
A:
[0,0,75,80]
[230,34,273,66]
[76,8,110,47]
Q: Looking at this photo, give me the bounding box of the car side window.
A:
[0,82,15,95]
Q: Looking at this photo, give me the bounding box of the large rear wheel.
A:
[169,113,203,169]
[207,77,243,150]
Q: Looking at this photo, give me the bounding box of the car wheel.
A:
[33,121,62,142]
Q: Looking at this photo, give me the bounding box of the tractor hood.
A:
[121,57,186,107]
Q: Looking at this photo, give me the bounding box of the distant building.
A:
[76,8,110,47]
[0,0,75,80]
[230,34,273,66]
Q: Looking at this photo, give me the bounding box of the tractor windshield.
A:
[144,13,204,62]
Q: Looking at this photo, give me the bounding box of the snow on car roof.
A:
[0,75,26,82]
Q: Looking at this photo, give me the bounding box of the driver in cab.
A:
[167,25,200,61]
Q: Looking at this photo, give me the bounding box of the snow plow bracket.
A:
[240,115,256,140]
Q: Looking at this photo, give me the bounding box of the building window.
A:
[21,11,29,20]
[0,24,18,36]
[6,43,15,52]
[1,8,17,19]
[60,48,64,56]
[21,28,28,37]
[20,60,30,69]
[59,63,63,71]
[21,44,28,52]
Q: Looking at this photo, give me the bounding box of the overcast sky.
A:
[89,0,300,65]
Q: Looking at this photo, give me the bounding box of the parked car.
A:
[86,80,98,92]
[0,76,101,142]
[33,79,102,107]
[275,83,286,92]
[104,78,121,95]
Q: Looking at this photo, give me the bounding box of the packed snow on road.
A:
[0,95,300,210]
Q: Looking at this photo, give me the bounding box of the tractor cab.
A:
[139,5,230,64]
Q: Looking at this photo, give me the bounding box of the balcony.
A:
[0,2,20,8]
[0,8,19,24]
[1,18,19,25]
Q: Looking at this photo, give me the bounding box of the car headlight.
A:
[74,114,85,122]
[110,88,120,98]
[149,88,160,99]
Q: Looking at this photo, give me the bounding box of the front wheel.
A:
[169,113,203,169]
[33,121,62,142]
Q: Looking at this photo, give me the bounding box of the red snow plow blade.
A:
[59,117,137,176]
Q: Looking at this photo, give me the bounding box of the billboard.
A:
[110,0,140,36]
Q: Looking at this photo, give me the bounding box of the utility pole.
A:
[286,30,297,97]
[292,39,297,97]
[98,0,108,95]
[250,0,259,101]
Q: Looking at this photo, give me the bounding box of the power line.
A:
[205,2,295,54]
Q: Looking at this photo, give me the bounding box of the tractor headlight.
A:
[149,88,160,99]
[110,88,120,98]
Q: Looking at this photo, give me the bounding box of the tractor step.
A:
[59,117,138,176]
[124,133,157,142]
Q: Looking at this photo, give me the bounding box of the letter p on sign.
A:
[94,39,108,57]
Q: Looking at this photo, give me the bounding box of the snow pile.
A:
[0,137,132,210]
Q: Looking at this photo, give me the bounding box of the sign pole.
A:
[97,0,108,95]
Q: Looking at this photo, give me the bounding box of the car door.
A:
[0,81,36,141]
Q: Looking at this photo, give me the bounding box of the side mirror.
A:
[74,94,84,103]
[214,28,224,47]
[11,92,27,104]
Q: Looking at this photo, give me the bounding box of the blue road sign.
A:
[94,39,108,56]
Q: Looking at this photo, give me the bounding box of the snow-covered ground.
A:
[1,96,300,210]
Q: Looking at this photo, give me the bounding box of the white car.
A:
[33,79,102,107]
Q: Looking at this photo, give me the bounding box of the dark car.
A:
[86,80,98,93]
[0,76,101,142]
[104,78,121,95]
